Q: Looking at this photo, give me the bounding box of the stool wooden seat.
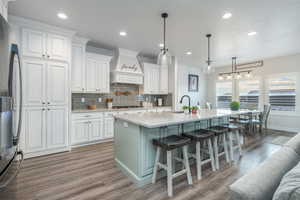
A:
[183,129,216,180]
[152,135,192,197]
[205,126,230,170]
[153,135,191,150]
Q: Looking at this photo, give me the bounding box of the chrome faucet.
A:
[180,95,191,113]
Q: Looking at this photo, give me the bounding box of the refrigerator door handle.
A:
[8,44,23,146]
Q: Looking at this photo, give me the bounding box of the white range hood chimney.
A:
[111,48,143,85]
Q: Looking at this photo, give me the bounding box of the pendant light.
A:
[203,34,215,74]
[157,13,172,66]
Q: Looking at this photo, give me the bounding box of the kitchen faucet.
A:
[180,95,191,113]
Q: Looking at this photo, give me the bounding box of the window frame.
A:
[237,78,261,110]
[265,73,298,115]
[215,80,233,109]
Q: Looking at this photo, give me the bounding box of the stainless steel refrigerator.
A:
[0,14,23,188]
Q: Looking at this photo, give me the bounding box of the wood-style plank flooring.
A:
[0,130,295,200]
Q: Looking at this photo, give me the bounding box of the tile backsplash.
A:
[72,84,172,110]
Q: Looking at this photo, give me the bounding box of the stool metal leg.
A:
[183,146,193,185]
[228,132,234,161]
[152,147,161,184]
[236,130,243,156]
[223,133,230,163]
[167,150,173,197]
[196,141,202,180]
[208,138,216,171]
[213,136,220,170]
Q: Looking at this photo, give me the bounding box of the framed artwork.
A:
[188,74,199,92]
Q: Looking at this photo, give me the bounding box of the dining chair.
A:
[206,102,212,110]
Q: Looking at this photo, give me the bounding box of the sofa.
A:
[229,133,300,200]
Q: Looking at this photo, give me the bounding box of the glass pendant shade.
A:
[157,50,172,66]
[202,64,215,74]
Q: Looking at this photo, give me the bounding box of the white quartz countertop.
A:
[72,106,172,113]
[114,109,261,128]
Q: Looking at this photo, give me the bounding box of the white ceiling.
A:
[8,0,300,67]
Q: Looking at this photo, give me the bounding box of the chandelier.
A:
[218,57,263,80]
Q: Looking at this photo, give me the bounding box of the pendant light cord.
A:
[206,34,212,66]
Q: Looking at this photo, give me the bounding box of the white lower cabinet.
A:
[71,113,106,145]
[23,106,68,155]
[24,107,46,153]
[104,117,114,139]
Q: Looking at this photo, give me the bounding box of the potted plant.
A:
[191,106,199,114]
[182,106,190,114]
[230,101,240,111]
[106,98,113,109]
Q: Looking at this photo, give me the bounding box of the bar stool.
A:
[206,125,230,170]
[222,123,243,161]
[152,135,193,197]
[183,129,216,180]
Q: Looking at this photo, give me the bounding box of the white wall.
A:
[175,62,207,111]
[207,53,300,133]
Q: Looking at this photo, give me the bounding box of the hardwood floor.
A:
[0,131,295,200]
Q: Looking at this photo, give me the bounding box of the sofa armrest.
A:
[229,147,300,200]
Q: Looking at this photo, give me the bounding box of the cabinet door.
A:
[151,66,160,94]
[46,106,67,149]
[98,61,110,93]
[143,66,151,94]
[47,62,68,106]
[47,33,69,61]
[24,107,46,153]
[104,117,114,138]
[71,44,85,92]
[89,118,104,141]
[86,58,98,92]
[72,120,89,145]
[22,29,46,59]
[160,66,168,94]
[23,59,46,106]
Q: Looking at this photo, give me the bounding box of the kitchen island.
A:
[114,109,258,186]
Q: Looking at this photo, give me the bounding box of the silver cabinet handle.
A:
[42,102,45,105]
[47,55,50,58]
[42,108,45,111]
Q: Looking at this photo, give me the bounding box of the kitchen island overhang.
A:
[114,109,259,187]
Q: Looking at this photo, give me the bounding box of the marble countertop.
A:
[72,106,172,113]
[114,109,261,128]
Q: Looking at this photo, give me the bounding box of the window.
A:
[239,79,260,110]
[267,75,296,111]
[216,81,232,108]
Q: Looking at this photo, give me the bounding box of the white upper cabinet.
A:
[46,106,68,149]
[23,59,68,107]
[23,59,46,106]
[22,28,69,62]
[71,43,86,92]
[85,53,111,93]
[47,33,69,61]
[160,66,169,94]
[143,63,168,94]
[47,62,68,106]
[22,29,46,59]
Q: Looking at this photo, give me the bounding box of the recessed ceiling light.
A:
[159,43,164,48]
[119,31,127,36]
[248,31,257,36]
[57,12,68,20]
[186,51,192,55]
[222,12,232,19]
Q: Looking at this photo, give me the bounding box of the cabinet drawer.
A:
[72,113,103,120]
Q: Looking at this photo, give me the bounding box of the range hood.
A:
[111,48,143,85]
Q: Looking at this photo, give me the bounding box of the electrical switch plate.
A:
[98,98,102,103]
[81,98,85,103]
